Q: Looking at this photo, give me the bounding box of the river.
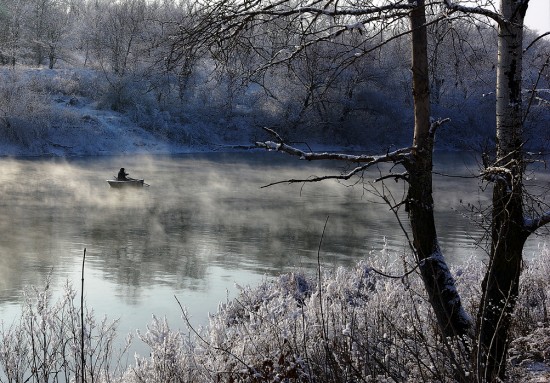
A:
[0,151,547,357]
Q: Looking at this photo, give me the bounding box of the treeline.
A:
[0,0,548,149]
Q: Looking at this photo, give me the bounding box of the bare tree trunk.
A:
[406,0,471,338]
[48,43,56,69]
[476,0,530,380]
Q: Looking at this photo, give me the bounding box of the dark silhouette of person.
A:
[117,168,129,181]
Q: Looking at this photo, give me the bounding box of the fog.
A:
[0,152,482,298]
[0,151,546,351]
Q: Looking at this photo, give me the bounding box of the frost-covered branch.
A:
[481,165,513,180]
[257,127,412,163]
[256,140,412,163]
[428,117,450,138]
[442,0,504,24]
[256,128,412,187]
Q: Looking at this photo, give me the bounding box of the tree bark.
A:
[475,0,530,380]
[406,0,471,338]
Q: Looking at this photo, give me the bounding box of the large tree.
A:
[182,0,471,333]
[444,0,549,380]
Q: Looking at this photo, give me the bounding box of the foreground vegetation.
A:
[1,244,548,382]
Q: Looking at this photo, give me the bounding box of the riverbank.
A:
[0,81,362,158]
[4,66,543,158]
[0,66,224,157]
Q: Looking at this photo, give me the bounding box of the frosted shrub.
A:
[27,70,81,97]
[512,244,550,336]
[0,322,27,383]
[131,254,473,382]
[130,315,200,383]
[28,69,105,105]
[96,74,135,113]
[0,279,127,383]
[6,247,550,382]
[452,255,485,323]
[118,246,550,382]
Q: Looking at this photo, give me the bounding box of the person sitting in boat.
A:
[117,168,129,181]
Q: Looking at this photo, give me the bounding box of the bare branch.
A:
[524,31,550,53]
[259,161,397,188]
[428,117,451,138]
[232,2,417,19]
[432,171,480,179]
[524,55,550,123]
[375,172,409,183]
[255,143,412,187]
[367,262,421,280]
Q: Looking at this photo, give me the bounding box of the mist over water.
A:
[0,151,547,356]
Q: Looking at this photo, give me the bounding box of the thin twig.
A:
[81,248,86,383]
[524,32,550,53]
[368,263,421,280]
[317,216,329,343]
[432,171,480,179]
[523,55,550,124]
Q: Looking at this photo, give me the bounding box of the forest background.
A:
[0,0,548,156]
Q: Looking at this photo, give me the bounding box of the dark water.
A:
[0,151,547,355]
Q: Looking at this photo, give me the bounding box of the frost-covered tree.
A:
[180,0,471,340]
[90,0,147,76]
[0,0,30,66]
[443,0,550,380]
[28,0,76,68]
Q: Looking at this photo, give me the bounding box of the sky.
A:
[525,0,550,33]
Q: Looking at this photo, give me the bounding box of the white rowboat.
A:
[107,179,145,188]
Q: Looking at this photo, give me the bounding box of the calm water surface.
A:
[0,151,547,356]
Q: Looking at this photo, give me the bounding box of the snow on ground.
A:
[0,66,226,157]
[0,95,194,157]
[0,91,346,157]
[45,96,187,157]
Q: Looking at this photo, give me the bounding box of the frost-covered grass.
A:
[2,246,550,382]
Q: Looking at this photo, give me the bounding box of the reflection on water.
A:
[0,151,547,354]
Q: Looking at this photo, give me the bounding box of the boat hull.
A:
[107,179,145,188]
